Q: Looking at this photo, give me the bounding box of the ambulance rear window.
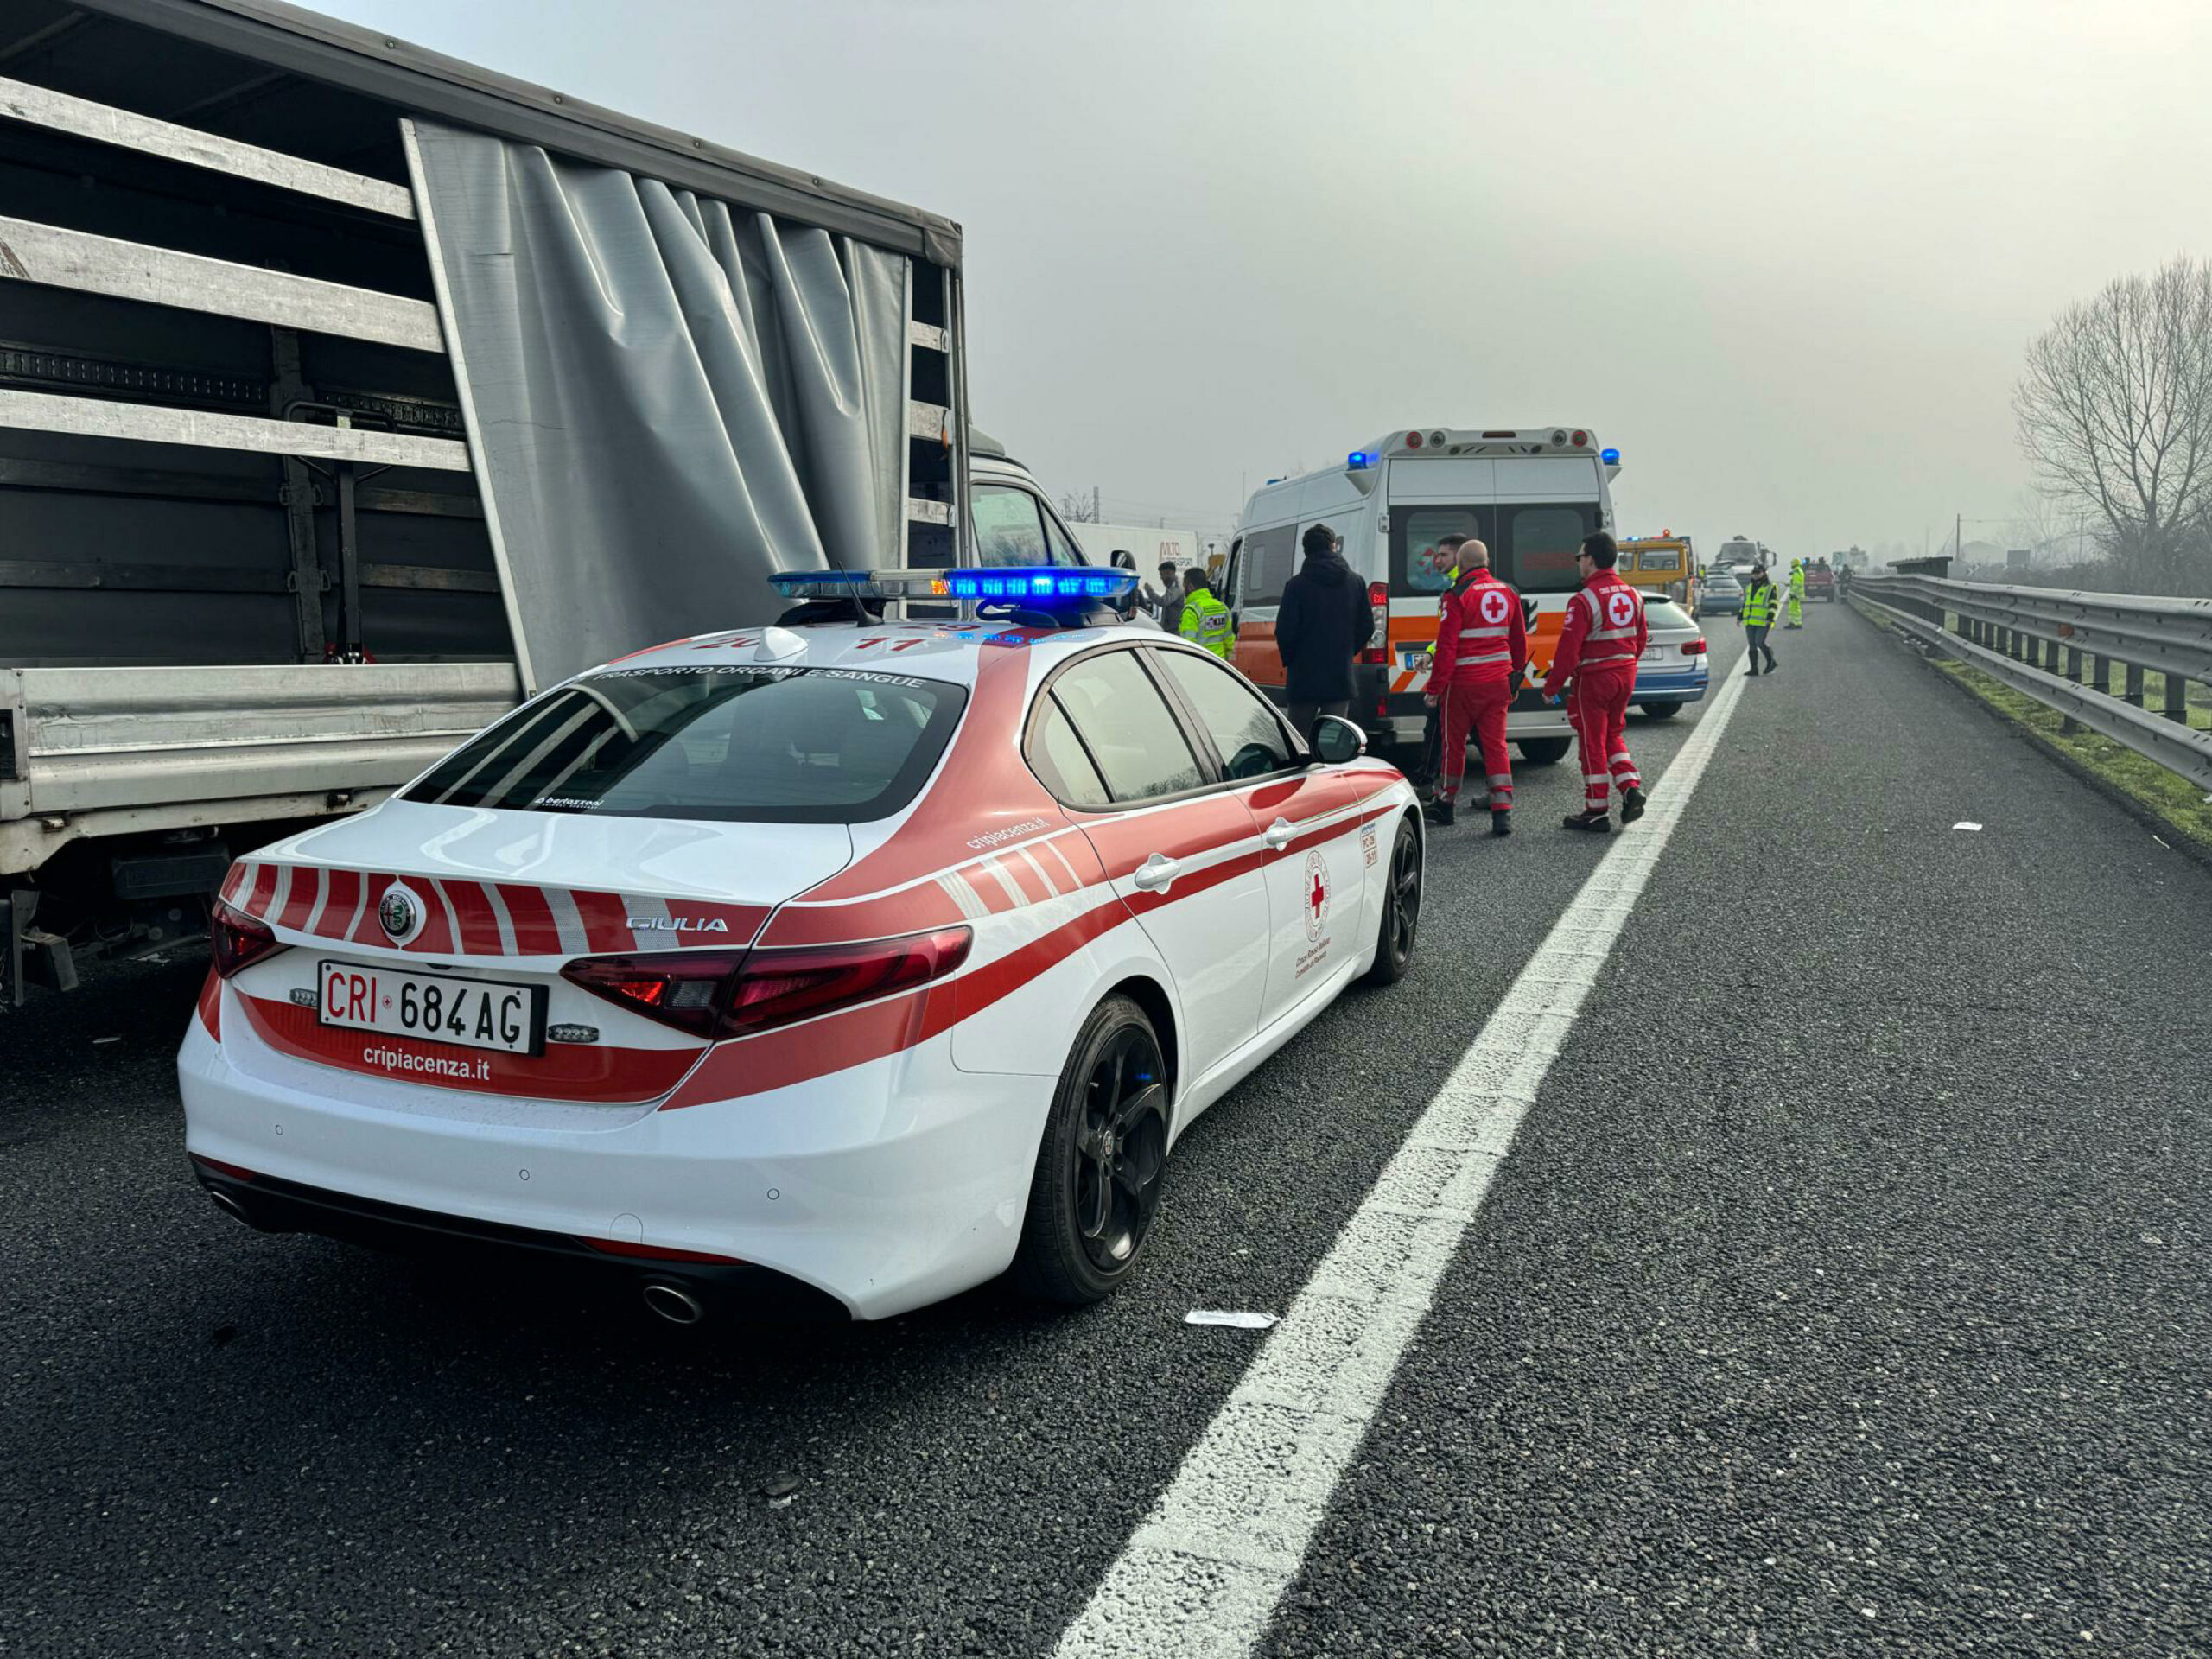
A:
[404,667,966,824]
[1389,503,1599,594]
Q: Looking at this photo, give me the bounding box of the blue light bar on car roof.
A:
[766,567,1139,607]
[1600,448,1621,464]
[766,569,950,601]
[944,568,1139,603]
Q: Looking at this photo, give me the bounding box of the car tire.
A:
[1009,995,1170,1306]
[1362,812,1422,987]
[1516,736,1571,766]
[1638,701,1682,719]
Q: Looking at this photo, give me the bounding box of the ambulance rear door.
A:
[1491,457,1604,695]
[1381,458,1495,702]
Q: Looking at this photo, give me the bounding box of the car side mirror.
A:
[1310,715,1366,766]
[1109,549,1135,570]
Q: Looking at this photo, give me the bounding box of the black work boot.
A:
[1491,810,1513,838]
[1562,810,1611,834]
[1423,798,1456,828]
[1619,785,1647,824]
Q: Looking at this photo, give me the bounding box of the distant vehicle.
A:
[1803,558,1838,602]
[1633,598,1710,718]
[1069,523,1201,578]
[1618,536,1696,609]
[1697,569,1745,617]
[1226,425,1624,770]
[1715,536,1762,570]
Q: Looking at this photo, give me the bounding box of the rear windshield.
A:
[404,665,967,824]
[1389,502,1598,594]
[1644,600,1694,629]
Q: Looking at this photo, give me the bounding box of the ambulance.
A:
[1224,427,1621,767]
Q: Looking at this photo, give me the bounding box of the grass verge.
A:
[1852,600,2212,855]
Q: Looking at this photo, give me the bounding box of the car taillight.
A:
[209,899,285,979]
[1681,639,1707,655]
[1363,581,1390,664]
[724,928,971,1035]
[563,950,749,1039]
[562,928,972,1042]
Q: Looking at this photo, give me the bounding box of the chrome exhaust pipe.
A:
[641,1281,705,1325]
[208,1189,254,1228]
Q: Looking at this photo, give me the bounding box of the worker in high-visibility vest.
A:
[1785,559,1807,630]
[1178,570,1236,658]
[1739,563,1781,675]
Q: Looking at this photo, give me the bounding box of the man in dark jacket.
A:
[1277,524,1374,734]
[1154,562,1185,637]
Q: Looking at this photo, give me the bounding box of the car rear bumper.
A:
[189,1160,847,1318]
[1634,665,1711,703]
[178,995,1046,1320]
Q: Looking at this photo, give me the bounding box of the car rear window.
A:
[404,665,966,824]
[1643,600,1694,630]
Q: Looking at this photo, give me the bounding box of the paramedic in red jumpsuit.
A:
[1541,531,1649,833]
[1422,536,1528,837]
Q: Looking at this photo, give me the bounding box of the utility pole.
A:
[1092,486,1101,524]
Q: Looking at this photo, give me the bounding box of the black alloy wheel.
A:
[1363,812,1422,986]
[1012,996,1170,1304]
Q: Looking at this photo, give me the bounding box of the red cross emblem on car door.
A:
[1302,850,1332,942]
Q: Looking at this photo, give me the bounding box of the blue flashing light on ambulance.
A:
[1224,426,1623,772]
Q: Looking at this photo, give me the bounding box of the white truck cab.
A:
[1225,426,1621,767]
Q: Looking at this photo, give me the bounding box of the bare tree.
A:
[2014,255,2212,590]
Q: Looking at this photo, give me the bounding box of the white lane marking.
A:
[1053,666,1751,1659]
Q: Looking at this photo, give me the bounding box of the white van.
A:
[1224,426,1620,766]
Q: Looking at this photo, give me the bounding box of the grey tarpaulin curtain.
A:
[409,120,909,690]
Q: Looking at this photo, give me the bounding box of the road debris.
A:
[1184,1310,1278,1330]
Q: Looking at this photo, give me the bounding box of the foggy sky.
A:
[321,0,2212,561]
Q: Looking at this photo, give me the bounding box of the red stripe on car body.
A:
[236,994,700,1105]
[496,884,563,954]
[570,889,634,953]
[448,880,506,955]
[195,969,221,1039]
[276,867,320,932]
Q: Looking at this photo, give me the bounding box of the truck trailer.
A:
[1,0,978,1002]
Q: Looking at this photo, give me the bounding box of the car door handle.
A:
[1131,853,1181,892]
[1263,817,1296,850]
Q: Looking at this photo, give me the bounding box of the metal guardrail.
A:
[1849,576,2212,791]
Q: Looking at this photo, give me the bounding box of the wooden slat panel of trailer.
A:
[0,215,443,352]
[0,73,416,219]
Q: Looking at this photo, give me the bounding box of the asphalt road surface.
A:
[4,611,2207,1658]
